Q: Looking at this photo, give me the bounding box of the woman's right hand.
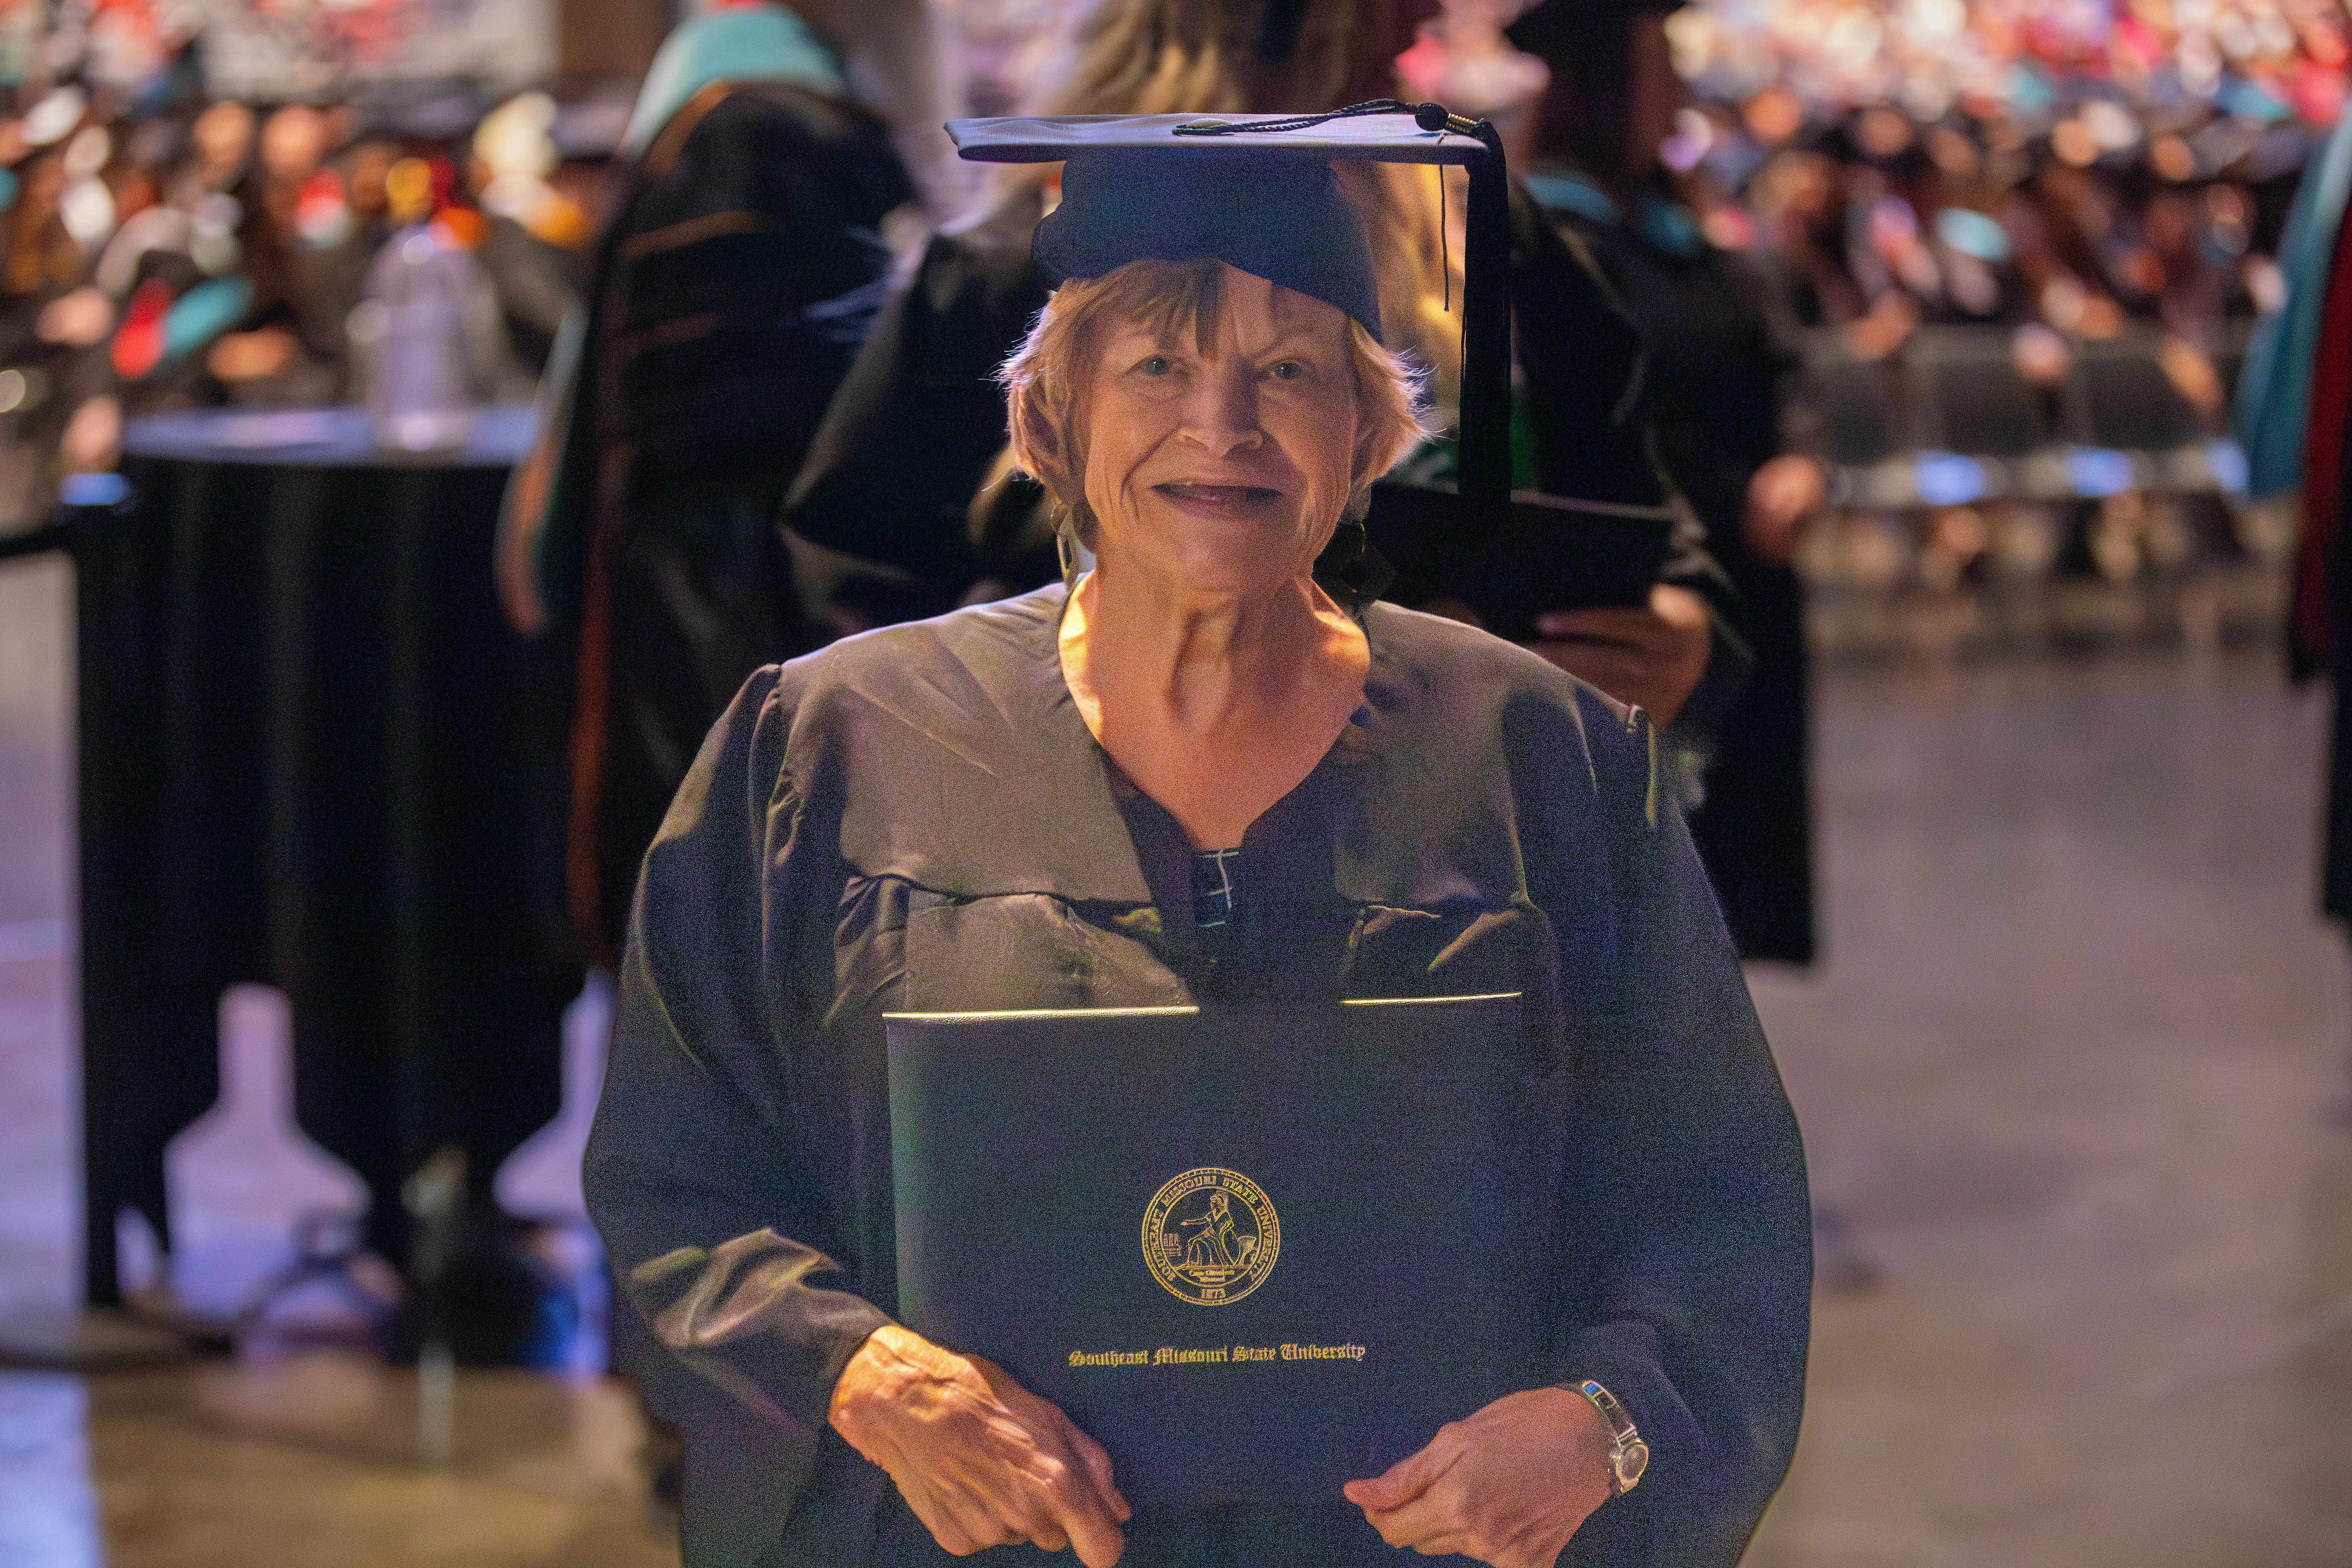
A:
[828,1323,1131,1564]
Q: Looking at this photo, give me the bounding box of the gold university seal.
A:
[1141,1168,1279,1305]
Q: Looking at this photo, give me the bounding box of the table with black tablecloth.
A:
[80,406,580,1303]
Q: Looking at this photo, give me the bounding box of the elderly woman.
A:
[586,132,1807,1568]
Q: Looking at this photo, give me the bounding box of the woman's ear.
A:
[1016,379,1089,518]
[1020,397,1062,469]
[1008,388,1059,486]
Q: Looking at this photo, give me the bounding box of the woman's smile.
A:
[1150,481,1286,517]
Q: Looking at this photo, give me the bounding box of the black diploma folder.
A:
[1364,479,1675,640]
[884,994,1545,1520]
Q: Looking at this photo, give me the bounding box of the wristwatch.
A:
[1573,1379,1649,1495]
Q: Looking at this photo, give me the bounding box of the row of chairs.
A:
[1807,323,2249,512]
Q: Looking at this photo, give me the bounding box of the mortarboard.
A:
[947,105,1515,550]
[1036,149,1381,341]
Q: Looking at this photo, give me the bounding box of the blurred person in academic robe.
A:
[494,0,933,974]
[490,7,933,1534]
[785,0,1743,758]
[1510,0,1824,964]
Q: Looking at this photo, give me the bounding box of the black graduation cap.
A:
[947,105,1515,546]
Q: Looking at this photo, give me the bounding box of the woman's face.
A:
[1079,265,1359,596]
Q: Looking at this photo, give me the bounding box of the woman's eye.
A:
[1139,355,1171,376]
[1269,360,1305,381]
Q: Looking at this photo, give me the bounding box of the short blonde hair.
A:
[998,257,1427,544]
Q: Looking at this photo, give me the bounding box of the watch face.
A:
[1611,1438,1650,1492]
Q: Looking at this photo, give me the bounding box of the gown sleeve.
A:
[583,665,893,1437]
[1539,697,1812,1567]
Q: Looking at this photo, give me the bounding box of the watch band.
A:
[1572,1379,1649,1496]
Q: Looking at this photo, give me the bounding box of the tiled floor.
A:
[81,1355,674,1568]
[1745,650,2352,1568]
[4,549,2351,1565]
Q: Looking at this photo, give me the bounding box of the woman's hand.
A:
[1343,1387,1616,1568]
[1529,581,1713,730]
[828,1323,1131,1565]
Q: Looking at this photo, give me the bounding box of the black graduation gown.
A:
[782,183,1058,607]
[518,79,912,966]
[1535,191,1817,964]
[583,586,1810,1568]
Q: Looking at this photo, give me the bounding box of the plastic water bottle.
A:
[355,225,479,453]
[162,985,369,1322]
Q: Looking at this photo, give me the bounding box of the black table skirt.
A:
[82,408,580,1302]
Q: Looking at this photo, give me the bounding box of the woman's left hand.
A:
[1342,1387,1616,1568]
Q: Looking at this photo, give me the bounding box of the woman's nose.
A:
[1178,365,1261,455]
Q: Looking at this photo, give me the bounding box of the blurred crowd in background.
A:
[0,64,613,525]
[1403,0,2344,624]
[0,0,2335,636]
[1427,0,2335,355]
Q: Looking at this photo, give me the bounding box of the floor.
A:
[4,552,2351,1565]
[1743,652,2352,1568]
